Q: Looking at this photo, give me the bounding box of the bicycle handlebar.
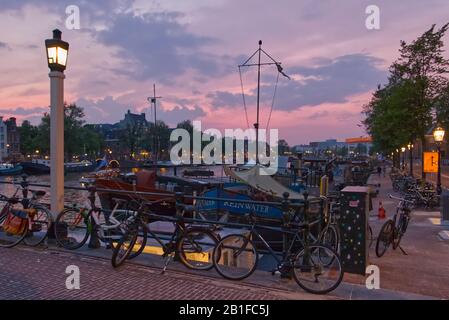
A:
[388,194,414,204]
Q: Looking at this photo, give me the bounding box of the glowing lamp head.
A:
[45,29,69,72]
[433,126,445,143]
[401,147,406,152]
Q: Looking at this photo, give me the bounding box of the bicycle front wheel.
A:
[111,230,138,268]
[177,228,219,271]
[213,234,258,280]
[376,219,394,257]
[23,205,52,247]
[292,244,344,294]
[55,208,89,250]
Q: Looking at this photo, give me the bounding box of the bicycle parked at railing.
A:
[375,194,413,257]
[212,210,344,294]
[54,186,149,259]
[112,202,221,273]
[0,178,53,248]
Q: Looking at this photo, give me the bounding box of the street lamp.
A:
[408,143,414,176]
[45,29,68,218]
[433,126,446,195]
[401,147,406,170]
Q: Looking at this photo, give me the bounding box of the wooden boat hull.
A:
[94,178,176,215]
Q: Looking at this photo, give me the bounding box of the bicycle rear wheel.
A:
[213,234,258,280]
[23,205,52,247]
[292,244,344,294]
[111,230,138,268]
[177,228,219,271]
[55,208,89,250]
[376,219,393,257]
[319,224,340,253]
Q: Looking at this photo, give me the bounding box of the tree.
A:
[30,104,103,160]
[364,24,449,177]
[18,120,39,155]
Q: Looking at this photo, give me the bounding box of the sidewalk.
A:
[364,169,449,299]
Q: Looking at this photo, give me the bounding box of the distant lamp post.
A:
[401,147,406,170]
[433,126,446,195]
[45,29,69,218]
[407,143,414,176]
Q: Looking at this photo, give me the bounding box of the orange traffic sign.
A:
[423,152,439,173]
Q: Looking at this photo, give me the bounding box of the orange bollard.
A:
[378,201,386,219]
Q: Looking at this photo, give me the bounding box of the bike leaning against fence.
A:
[0,179,53,248]
[212,211,344,295]
[111,202,220,273]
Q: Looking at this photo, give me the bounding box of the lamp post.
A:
[408,143,414,176]
[401,147,406,170]
[433,126,446,195]
[45,29,68,218]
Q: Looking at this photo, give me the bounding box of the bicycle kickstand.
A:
[161,255,172,274]
[398,245,408,256]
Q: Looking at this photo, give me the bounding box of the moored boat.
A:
[0,164,23,176]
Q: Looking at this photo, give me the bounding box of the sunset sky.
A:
[1,0,448,145]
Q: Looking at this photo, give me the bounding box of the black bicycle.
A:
[111,202,220,272]
[212,212,344,294]
[376,194,413,257]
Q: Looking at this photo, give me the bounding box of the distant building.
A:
[119,110,148,129]
[0,117,7,162]
[5,117,20,161]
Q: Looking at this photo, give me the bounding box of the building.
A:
[119,110,148,129]
[5,117,20,161]
[0,117,7,162]
[345,137,373,156]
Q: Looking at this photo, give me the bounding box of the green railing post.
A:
[281,191,291,279]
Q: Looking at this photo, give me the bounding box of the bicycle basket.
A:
[2,210,27,235]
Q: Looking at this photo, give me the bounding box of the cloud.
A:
[157,104,206,126]
[206,91,242,108]
[0,106,48,116]
[0,41,10,50]
[257,54,387,110]
[94,12,236,81]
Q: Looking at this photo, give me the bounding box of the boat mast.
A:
[255,40,262,164]
[148,84,162,169]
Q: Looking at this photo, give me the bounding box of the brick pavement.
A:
[0,246,310,300]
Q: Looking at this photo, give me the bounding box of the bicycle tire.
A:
[177,227,219,271]
[319,224,340,253]
[127,224,148,260]
[376,219,394,257]
[54,208,90,250]
[213,234,258,280]
[111,230,138,268]
[292,244,344,294]
[23,205,53,247]
[368,225,374,248]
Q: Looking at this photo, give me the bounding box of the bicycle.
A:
[54,186,148,259]
[212,211,344,294]
[111,202,220,273]
[375,194,413,257]
[0,178,53,248]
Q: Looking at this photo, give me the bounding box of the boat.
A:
[0,164,23,176]
[21,159,95,175]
